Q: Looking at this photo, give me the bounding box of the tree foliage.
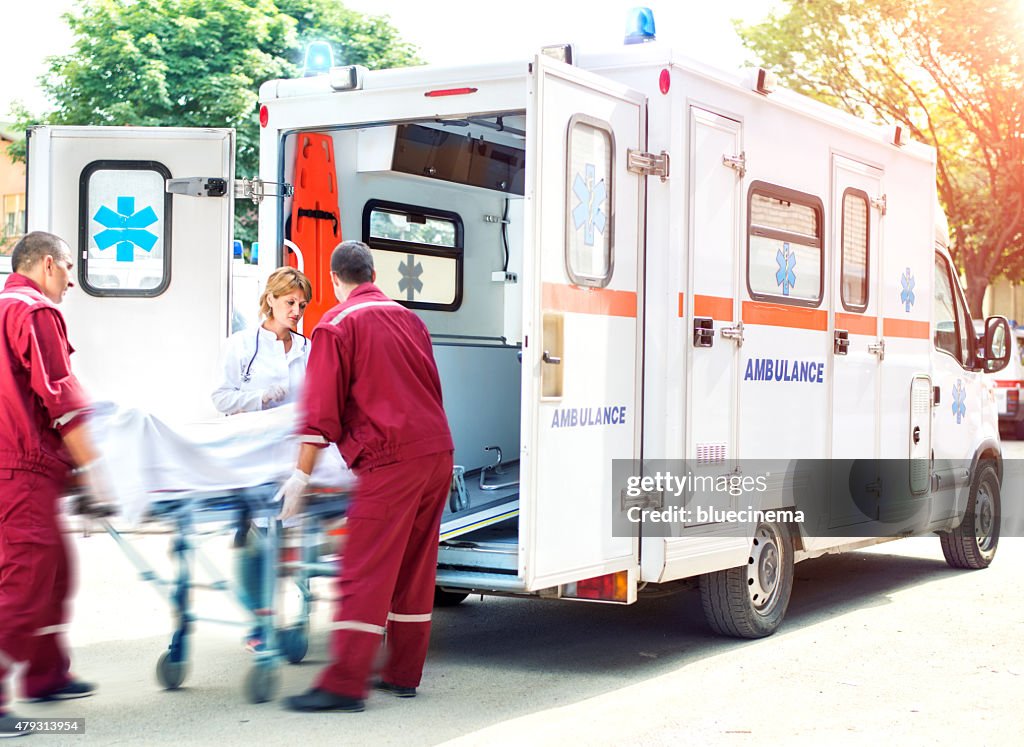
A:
[13,0,421,241]
[737,0,1024,315]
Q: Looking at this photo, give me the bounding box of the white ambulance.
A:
[24,17,1012,638]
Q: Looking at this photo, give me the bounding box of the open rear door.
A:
[521,56,644,591]
[26,126,234,422]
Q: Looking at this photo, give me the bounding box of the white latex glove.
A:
[278,469,311,521]
[261,385,287,408]
[79,456,119,516]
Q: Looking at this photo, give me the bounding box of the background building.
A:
[1,123,26,262]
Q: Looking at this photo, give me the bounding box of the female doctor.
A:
[212,266,312,652]
[212,267,313,415]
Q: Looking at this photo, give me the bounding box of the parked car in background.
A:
[980,320,1024,439]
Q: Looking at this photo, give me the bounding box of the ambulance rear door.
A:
[520,55,644,592]
[25,126,235,422]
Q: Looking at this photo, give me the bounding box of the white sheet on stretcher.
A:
[92,402,354,525]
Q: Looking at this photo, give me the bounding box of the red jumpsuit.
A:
[0,274,90,710]
[299,283,453,699]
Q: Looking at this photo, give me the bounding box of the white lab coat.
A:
[212,326,310,415]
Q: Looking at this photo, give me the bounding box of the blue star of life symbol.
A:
[397,254,423,300]
[900,267,916,312]
[951,379,966,424]
[776,242,796,296]
[571,163,607,247]
[93,196,159,262]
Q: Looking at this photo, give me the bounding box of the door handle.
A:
[693,317,714,348]
[834,329,850,355]
[542,351,561,365]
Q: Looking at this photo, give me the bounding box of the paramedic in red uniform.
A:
[0,232,110,733]
[280,240,454,713]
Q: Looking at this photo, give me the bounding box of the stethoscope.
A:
[242,327,308,383]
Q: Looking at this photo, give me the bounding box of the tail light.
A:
[562,571,630,602]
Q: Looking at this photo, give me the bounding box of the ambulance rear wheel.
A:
[699,521,794,639]
[155,651,188,690]
[434,587,469,607]
[939,461,999,570]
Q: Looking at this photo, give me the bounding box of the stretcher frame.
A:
[97,484,349,703]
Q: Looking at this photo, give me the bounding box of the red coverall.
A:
[299,283,454,699]
[0,274,90,710]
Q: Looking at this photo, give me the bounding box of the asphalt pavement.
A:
[5,446,1023,745]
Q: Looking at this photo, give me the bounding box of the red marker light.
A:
[659,68,670,95]
[259,105,269,128]
[424,87,479,98]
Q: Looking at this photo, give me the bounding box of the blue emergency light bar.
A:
[302,41,335,77]
[624,7,656,45]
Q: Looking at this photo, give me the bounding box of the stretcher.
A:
[83,404,355,703]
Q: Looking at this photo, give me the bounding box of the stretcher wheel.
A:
[155,651,188,690]
[279,625,309,664]
[244,663,280,704]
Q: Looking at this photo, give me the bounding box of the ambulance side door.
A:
[829,156,884,527]
[520,56,644,591]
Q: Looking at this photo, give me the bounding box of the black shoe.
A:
[28,679,96,703]
[0,712,32,738]
[283,688,364,713]
[374,680,417,698]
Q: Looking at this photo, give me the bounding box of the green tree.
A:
[13,0,421,241]
[737,0,1024,315]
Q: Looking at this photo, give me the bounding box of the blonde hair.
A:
[259,267,312,321]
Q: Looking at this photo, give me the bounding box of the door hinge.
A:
[627,149,670,182]
[868,338,886,361]
[722,152,746,178]
[871,194,887,216]
[720,321,744,347]
[234,177,295,205]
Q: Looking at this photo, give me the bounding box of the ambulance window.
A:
[565,115,613,288]
[933,253,972,367]
[79,161,172,297]
[841,189,869,311]
[362,199,463,311]
[746,183,823,306]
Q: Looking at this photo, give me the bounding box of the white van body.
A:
[24,42,1008,635]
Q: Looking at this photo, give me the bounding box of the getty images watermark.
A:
[616,464,805,536]
[609,458,1015,538]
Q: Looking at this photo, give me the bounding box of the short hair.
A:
[11,231,70,273]
[330,240,374,285]
[259,266,312,320]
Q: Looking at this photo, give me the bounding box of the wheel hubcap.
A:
[975,484,996,553]
[748,525,781,611]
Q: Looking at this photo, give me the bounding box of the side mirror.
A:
[983,316,1011,373]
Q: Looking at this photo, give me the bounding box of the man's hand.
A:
[278,468,311,520]
[78,455,118,517]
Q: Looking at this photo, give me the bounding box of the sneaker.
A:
[0,709,30,733]
[374,680,417,698]
[0,712,32,738]
[28,679,96,703]
[244,636,266,654]
[282,688,364,713]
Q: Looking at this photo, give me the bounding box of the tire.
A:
[243,663,280,704]
[155,650,188,690]
[433,587,469,607]
[940,461,1000,569]
[699,521,795,639]
[279,625,309,665]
